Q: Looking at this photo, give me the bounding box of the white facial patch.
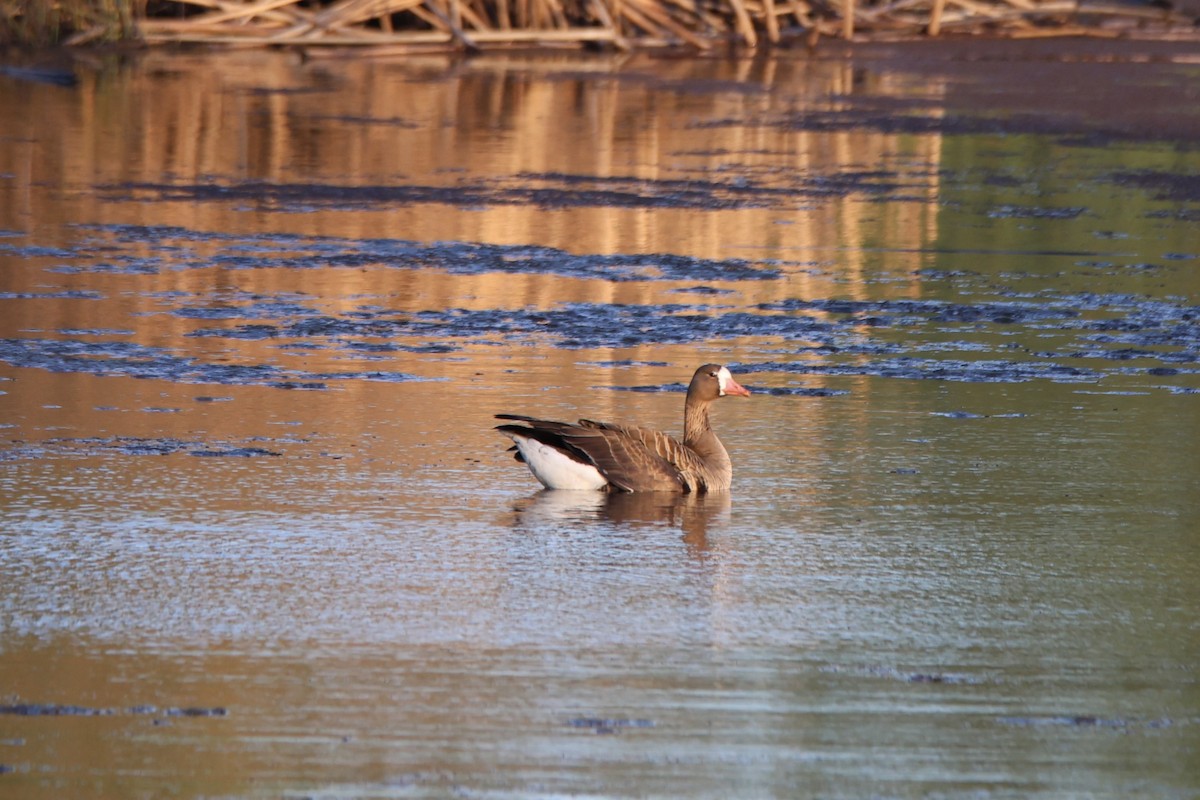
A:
[717,366,733,396]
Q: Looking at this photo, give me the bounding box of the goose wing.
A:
[496,415,688,492]
[578,419,709,492]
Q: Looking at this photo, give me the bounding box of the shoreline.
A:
[2,0,1197,51]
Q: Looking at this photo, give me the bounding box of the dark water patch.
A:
[99,169,911,213]
[606,381,688,393]
[761,297,1078,326]
[0,336,288,384]
[0,436,284,460]
[750,385,851,397]
[306,370,426,383]
[0,337,198,374]
[1147,208,1200,223]
[743,357,1102,385]
[162,706,228,717]
[915,268,981,280]
[996,715,1177,731]
[73,224,779,283]
[189,304,838,351]
[174,305,263,321]
[343,341,400,353]
[0,703,116,717]
[1036,347,1195,364]
[190,324,280,341]
[270,381,329,391]
[173,297,324,323]
[697,106,1152,147]
[47,259,161,275]
[582,360,670,368]
[765,293,1199,372]
[697,109,990,137]
[243,85,330,97]
[4,229,1197,393]
[191,447,282,457]
[0,243,79,260]
[113,437,210,455]
[0,290,103,300]
[295,113,420,129]
[566,717,655,735]
[1053,295,1200,357]
[821,663,984,685]
[0,444,48,462]
[58,328,136,336]
[0,702,226,718]
[987,205,1088,220]
[0,337,431,388]
[1111,170,1200,203]
[173,293,1199,390]
[670,285,736,295]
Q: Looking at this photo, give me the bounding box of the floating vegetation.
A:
[0,702,226,717]
[1,220,1196,395]
[0,337,429,388]
[68,224,781,283]
[0,436,286,462]
[98,169,911,213]
[566,717,655,734]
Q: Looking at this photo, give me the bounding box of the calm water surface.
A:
[1,41,1198,798]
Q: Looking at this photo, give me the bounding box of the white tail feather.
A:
[507,434,608,491]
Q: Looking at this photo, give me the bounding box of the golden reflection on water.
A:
[1,48,939,279]
[0,48,943,463]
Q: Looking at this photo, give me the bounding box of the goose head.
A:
[689,364,751,401]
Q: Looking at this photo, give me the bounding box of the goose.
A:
[495,364,750,493]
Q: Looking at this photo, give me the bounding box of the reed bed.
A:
[3,0,1197,48]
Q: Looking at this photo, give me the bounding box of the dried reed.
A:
[1,0,1195,48]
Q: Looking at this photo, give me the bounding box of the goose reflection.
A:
[508,490,731,551]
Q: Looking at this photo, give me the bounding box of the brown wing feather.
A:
[569,427,687,492]
[496,415,689,492]
[578,420,708,492]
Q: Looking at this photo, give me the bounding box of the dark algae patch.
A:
[2,221,1197,396]
[566,717,655,735]
[1110,170,1200,203]
[98,168,914,213]
[0,437,285,461]
[1,288,1194,392]
[0,702,226,718]
[996,714,1184,731]
[178,291,1196,386]
[0,337,429,389]
[66,224,779,282]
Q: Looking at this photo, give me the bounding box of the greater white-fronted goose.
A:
[495,364,751,493]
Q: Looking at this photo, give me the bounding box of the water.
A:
[1,41,1198,798]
